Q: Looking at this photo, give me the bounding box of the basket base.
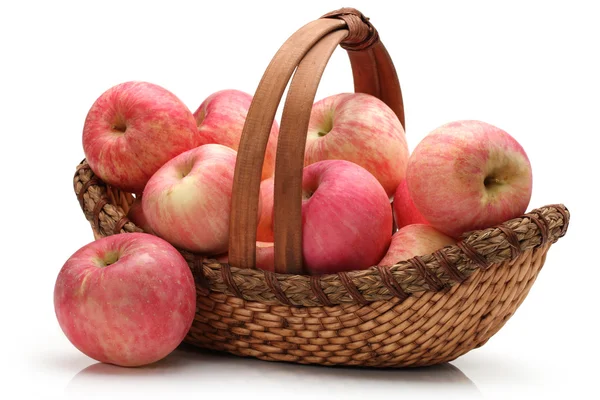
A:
[183,244,549,367]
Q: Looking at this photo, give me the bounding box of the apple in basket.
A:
[126,195,155,235]
[193,89,279,181]
[378,224,456,266]
[54,233,196,367]
[305,93,409,197]
[82,81,202,194]
[261,160,392,275]
[216,241,275,272]
[142,144,243,255]
[256,176,275,242]
[392,179,429,229]
[407,120,533,238]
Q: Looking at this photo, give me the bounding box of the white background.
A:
[1,0,597,398]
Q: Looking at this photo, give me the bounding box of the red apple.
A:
[215,241,275,272]
[126,196,155,235]
[193,89,279,180]
[83,81,202,194]
[142,144,241,255]
[305,93,408,197]
[378,224,456,266]
[256,177,274,242]
[53,233,196,367]
[393,180,429,229]
[300,160,392,275]
[407,120,533,238]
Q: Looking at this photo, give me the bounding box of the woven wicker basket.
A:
[73,8,570,368]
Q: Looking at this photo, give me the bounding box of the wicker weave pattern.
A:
[185,244,548,367]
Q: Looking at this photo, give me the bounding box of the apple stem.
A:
[302,191,314,200]
[112,123,127,133]
[100,251,120,267]
[317,111,334,137]
[484,176,503,188]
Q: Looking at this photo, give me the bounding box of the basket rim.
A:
[73,159,570,307]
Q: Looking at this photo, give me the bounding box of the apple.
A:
[378,224,456,266]
[215,241,275,272]
[193,89,279,181]
[300,160,392,275]
[83,81,202,194]
[256,177,274,242]
[305,93,408,197]
[407,120,533,238]
[393,179,429,229]
[53,233,196,367]
[142,144,241,255]
[126,195,155,234]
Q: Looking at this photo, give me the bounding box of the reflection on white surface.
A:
[65,343,482,398]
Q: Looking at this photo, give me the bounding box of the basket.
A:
[72,8,570,368]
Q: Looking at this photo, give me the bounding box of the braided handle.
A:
[228,8,405,274]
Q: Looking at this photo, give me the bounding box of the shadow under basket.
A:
[72,8,570,368]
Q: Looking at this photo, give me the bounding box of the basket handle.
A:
[228,8,405,274]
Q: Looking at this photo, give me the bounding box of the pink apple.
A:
[126,196,155,234]
[378,224,456,266]
[393,179,429,229]
[83,81,202,194]
[256,177,274,242]
[300,160,392,275]
[53,233,196,367]
[216,241,275,272]
[305,93,408,197]
[142,144,242,255]
[193,89,279,181]
[407,120,533,238]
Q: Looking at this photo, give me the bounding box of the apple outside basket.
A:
[72,8,570,368]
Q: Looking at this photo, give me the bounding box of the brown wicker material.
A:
[71,8,570,367]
